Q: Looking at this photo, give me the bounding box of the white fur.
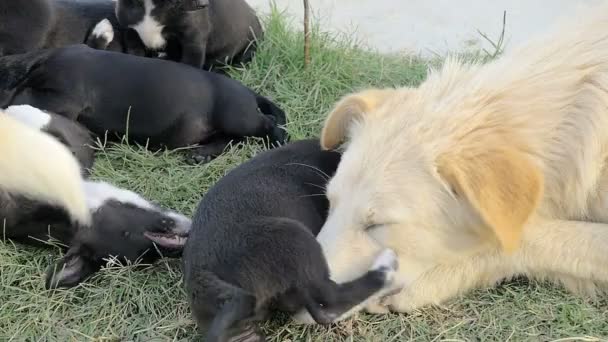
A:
[166,211,193,235]
[91,19,115,45]
[370,249,397,278]
[83,181,155,212]
[4,105,51,131]
[297,3,608,322]
[131,0,167,50]
[0,113,90,225]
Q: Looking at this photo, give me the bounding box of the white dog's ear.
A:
[320,88,397,150]
[436,147,543,253]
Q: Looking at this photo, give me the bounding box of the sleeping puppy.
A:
[3,45,287,162]
[299,3,608,320]
[0,106,191,289]
[44,180,192,289]
[115,0,263,69]
[2,179,191,289]
[4,104,95,176]
[181,139,399,342]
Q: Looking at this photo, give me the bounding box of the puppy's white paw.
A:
[291,309,316,325]
[92,19,115,45]
[370,249,398,284]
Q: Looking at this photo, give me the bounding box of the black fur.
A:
[3,105,95,175]
[0,0,146,58]
[0,0,53,56]
[0,180,191,289]
[0,108,190,288]
[44,192,191,289]
[2,45,288,162]
[116,0,263,69]
[182,140,396,342]
[44,110,95,176]
[48,0,147,56]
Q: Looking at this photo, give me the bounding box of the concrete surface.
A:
[246,0,605,57]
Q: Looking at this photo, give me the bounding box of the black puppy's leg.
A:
[181,41,207,69]
[216,108,284,148]
[304,249,399,324]
[187,270,264,342]
[180,12,211,69]
[185,135,240,164]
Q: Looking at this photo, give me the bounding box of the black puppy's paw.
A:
[265,115,289,145]
[229,325,266,342]
[369,249,399,285]
[185,152,215,165]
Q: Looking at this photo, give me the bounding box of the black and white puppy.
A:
[115,0,263,69]
[0,105,192,289]
[4,104,95,176]
[0,0,146,57]
[47,0,148,56]
[181,139,398,342]
[3,45,287,162]
[45,180,192,289]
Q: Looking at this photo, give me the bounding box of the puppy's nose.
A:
[161,218,175,227]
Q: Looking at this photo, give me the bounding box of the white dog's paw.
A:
[370,248,398,284]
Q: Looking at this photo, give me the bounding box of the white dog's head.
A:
[316,86,544,291]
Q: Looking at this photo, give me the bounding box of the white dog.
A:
[296,4,608,322]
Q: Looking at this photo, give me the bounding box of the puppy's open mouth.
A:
[144,232,188,249]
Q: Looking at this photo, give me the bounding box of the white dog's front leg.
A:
[516,218,608,292]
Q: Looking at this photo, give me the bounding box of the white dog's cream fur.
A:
[295,4,608,322]
[0,113,90,225]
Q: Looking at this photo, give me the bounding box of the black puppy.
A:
[180,139,398,342]
[1,178,192,289]
[44,180,192,289]
[0,0,53,56]
[0,0,146,57]
[4,104,95,176]
[115,0,263,69]
[2,45,287,162]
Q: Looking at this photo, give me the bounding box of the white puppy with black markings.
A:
[295,3,608,322]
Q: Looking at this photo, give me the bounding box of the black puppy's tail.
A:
[0,49,52,107]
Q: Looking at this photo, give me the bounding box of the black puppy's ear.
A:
[45,249,97,290]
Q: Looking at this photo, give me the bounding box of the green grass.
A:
[2,9,608,342]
